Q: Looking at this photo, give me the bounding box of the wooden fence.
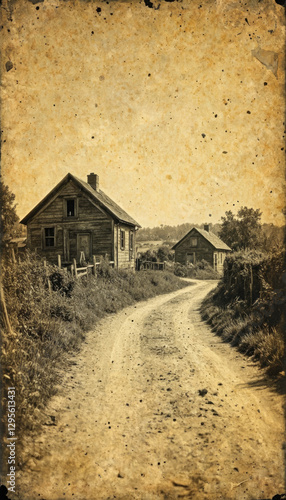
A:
[56,255,114,279]
[138,260,166,271]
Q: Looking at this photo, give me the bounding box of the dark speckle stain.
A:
[96,7,102,13]
[5,61,13,72]
[247,110,251,114]
[0,485,12,500]
[144,0,177,7]
[202,133,206,138]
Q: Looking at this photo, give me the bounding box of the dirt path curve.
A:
[18,280,285,500]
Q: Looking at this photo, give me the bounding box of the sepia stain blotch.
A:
[5,61,13,72]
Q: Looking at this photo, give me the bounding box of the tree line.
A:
[138,208,284,252]
[0,179,284,254]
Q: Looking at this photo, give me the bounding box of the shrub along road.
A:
[18,280,284,500]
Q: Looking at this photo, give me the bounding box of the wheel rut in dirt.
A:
[18,281,285,500]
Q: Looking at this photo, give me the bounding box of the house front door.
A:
[77,233,91,262]
[187,253,195,265]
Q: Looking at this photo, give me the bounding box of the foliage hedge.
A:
[174,259,220,280]
[201,250,285,376]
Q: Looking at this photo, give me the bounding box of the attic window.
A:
[66,199,75,217]
[190,237,198,247]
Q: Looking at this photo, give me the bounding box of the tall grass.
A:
[174,259,220,280]
[1,253,189,450]
[201,250,285,377]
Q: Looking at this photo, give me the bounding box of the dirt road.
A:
[18,280,285,500]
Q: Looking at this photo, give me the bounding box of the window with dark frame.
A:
[130,232,134,251]
[44,227,55,247]
[190,237,198,247]
[120,230,125,250]
[129,231,134,260]
[66,199,75,217]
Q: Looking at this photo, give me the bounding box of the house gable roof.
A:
[20,173,141,227]
[172,227,231,251]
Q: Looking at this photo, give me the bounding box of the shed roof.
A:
[172,227,231,251]
[20,173,141,227]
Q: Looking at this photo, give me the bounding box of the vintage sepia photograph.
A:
[0,0,285,499]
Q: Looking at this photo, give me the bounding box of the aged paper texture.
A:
[1,0,285,499]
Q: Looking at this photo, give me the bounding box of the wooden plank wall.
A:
[27,181,113,264]
[175,230,214,267]
[116,223,136,269]
[175,230,229,274]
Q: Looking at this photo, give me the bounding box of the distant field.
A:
[136,240,174,253]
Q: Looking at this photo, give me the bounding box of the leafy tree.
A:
[157,245,174,262]
[137,222,221,243]
[0,179,20,249]
[219,207,262,251]
[261,223,285,252]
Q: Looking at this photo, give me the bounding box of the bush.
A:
[174,260,219,280]
[174,263,188,277]
[156,246,174,262]
[200,249,285,377]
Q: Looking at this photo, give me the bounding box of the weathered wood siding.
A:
[116,223,136,270]
[174,229,228,275]
[174,229,214,266]
[26,181,113,265]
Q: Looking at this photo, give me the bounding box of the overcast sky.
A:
[1,0,285,228]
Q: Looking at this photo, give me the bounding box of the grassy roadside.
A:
[173,260,220,280]
[200,250,285,378]
[1,253,190,451]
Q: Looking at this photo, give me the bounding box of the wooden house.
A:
[20,173,141,269]
[172,225,231,274]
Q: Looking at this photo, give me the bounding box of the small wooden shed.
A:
[172,225,231,274]
[20,173,141,269]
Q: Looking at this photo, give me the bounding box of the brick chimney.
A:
[204,224,210,232]
[87,173,99,192]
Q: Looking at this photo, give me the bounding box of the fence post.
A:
[73,259,78,279]
[0,284,13,335]
[71,264,74,277]
[10,247,16,264]
[93,255,97,276]
[44,259,52,293]
[249,264,253,307]
[57,254,61,269]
